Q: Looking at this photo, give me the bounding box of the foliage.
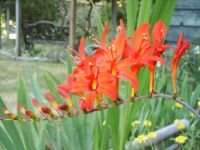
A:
[7,0,60,23]
[182,45,200,88]
[0,63,199,149]
[1,0,200,150]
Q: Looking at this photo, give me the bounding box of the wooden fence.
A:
[166,0,200,44]
[126,119,190,150]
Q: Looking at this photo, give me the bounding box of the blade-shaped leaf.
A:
[0,97,26,150]
[17,78,37,150]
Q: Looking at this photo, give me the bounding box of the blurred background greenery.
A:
[0,0,200,150]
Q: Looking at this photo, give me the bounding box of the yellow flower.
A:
[102,120,106,126]
[143,120,152,127]
[132,120,140,127]
[117,1,123,8]
[197,101,200,107]
[147,132,157,139]
[190,112,195,118]
[175,135,187,144]
[174,119,180,124]
[175,103,183,108]
[174,119,185,130]
[135,135,147,144]
[177,122,186,130]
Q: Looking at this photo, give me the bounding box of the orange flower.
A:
[95,20,138,90]
[57,88,74,108]
[32,99,57,119]
[58,38,118,111]
[123,22,166,96]
[171,32,190,96]
[0,19,194,122]
[3,108,17,120]
[78,97,86,112]
[58,20,141,111]
[149,21,170,95]
[18,104,37,120]
[44,92,58,109]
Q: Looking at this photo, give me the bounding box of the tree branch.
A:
[1,92,200,121]
[88,93,200,120]
[126,119,190,149]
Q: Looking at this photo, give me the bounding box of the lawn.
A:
[0,59,66,107]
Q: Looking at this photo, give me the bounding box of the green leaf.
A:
[100,125,109,150]
[0,127,16,150]
[17,78,37,150]
[44,74,64,104]
[0,97,26,150]
[93,116,100,150]
[66,51,73,74]
[181,74,189,101]
[96,16,104,40]
[137,0,152,27]
[126,0,138,35]
[150,0,177,28]
[157,71,167,92]
[46,71,62,85]
[191,83,200,106]
[36,122,48,150]
[26,66,43,103]
[108,106,120,150]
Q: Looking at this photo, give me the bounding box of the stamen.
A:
[67,46,79,56]
[111,45,115,51]
[116,26,121,32]
[88,62,93,66]
[92,79,97,90]
[112,68,117,76]
[142,32,149,40]
[89,34,100,45]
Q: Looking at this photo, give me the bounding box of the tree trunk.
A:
[69,0,77,49]
[15,0,21,56]
[6,0,10,38]
[0,0,2,49]
[111,0,118,37]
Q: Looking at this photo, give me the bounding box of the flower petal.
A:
[118,69,138,89]
[132,23,150,51]
[85,92,96,111]
[152,20,167,44]
[101,21,109,48]
[145,56,166,64]
[79,37,86,60]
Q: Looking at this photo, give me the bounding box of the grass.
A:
[0,56,199,149]
[0,58,66,107]
[0,35,68,106]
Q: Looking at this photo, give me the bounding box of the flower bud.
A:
[58,103,69,111]
[78,98,86,112]
[25,110,37,120]
[44,92,58,109]
[41,106,52,115]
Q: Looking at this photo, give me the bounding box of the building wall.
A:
[166,0,200,44]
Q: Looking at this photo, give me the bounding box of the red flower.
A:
[171,32,190,96]
[0,19,194,121]
[3,108,17,120]
[32,99,56,119]
[78,98,86,112]
[149,21,170,95]
[58,48,117,111]
[123,22,166,96]
[57,88,74,108]
[18,105,38,120]
[44,92,58,109]
[95,20,138,89]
